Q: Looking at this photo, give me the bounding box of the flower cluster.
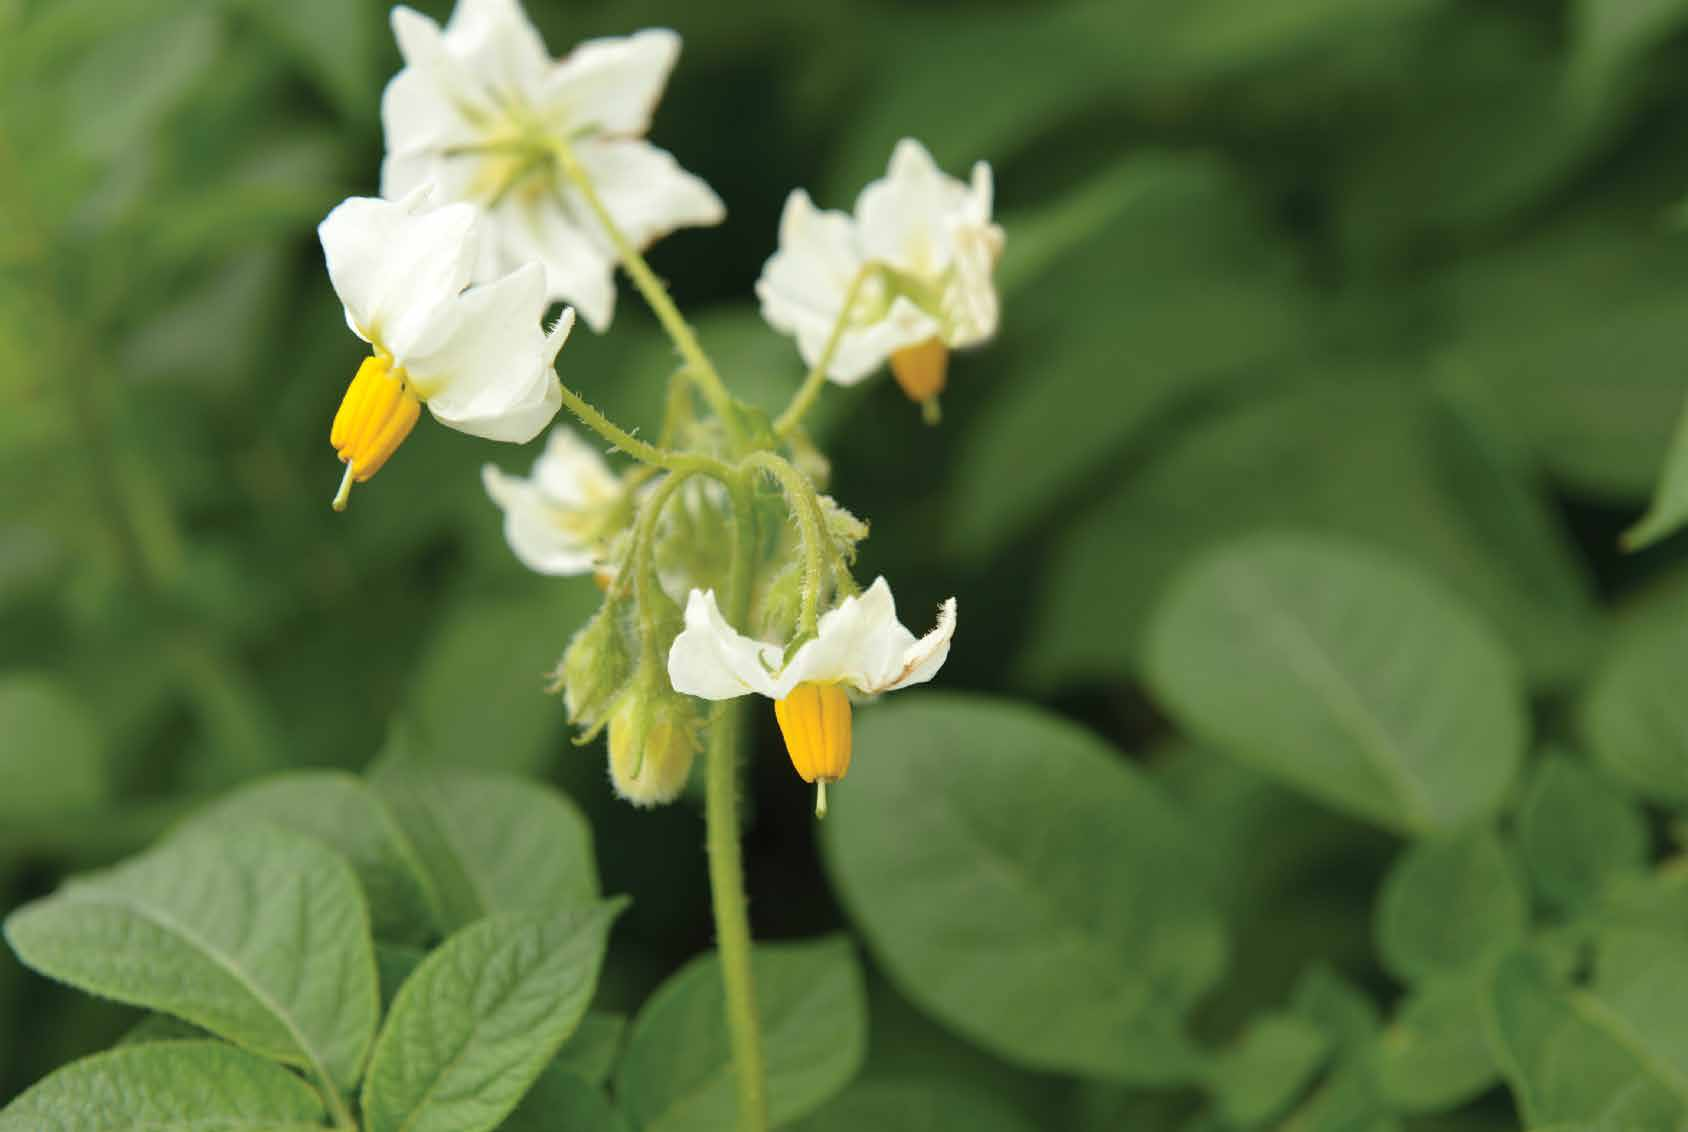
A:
[318,0,1001,813]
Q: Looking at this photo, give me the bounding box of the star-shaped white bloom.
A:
[380,0,724,331]
[668,577,956,811]
[756,139,1004,409]
[320,187,570,510]
[482,426,625,576]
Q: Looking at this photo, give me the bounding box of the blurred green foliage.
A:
[10,0,1688,1128]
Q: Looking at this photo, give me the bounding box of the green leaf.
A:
[1209,1013,1329,1126]
[405,582,601,774]
[1488,952,1688,1129]
[1026,380,1592,690]
[1582,574,1688,803]
[502,1068,629,1132]
[1145,534,1527,835]
[4,825,378,1090]
[822,694,1225,1083]
[1373,972,1500,1112]
[375,944,426,1011]
[361,902,623,1132]
[184,770,435,944]
[786,1078,1039,1132]
[0,672,108,819]
[1624,390,1688,549]
[370,761,598,933]
[0,1040,327,1132]
[555,1011,628,1087]
[1517,752,1650,913]
[1375,829,1528,982]
[232,0,378,122]
[1435,214,1688,500]
[945,153,1311,559]
[616,937,868,1132]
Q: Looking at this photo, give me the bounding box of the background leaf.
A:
[616,937,867,1132]
[1581,574,1688,804]
[1145,534,1527,834]
[0,672,108,820]
[823,693,1225,1083]
[0,1040,326,1132]
[1374,828,1528,983]
[1516,751,1650,914]
[360,902,623,1132]
[4,825,377,1089]
[370,763,598,933]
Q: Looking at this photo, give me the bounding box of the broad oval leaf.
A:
[0,1040,326,1132]
[1375,973,1500,1112]
[1026,380,1592,690]
[1375,828,1528,983]
[4,825,378,1090]
[503,1069,629,1132]
[822,694,1226,1083]
[1581,573,1688,804]
[1517,751,1649,913]
[617,937,867,1132]
[185,770,434,944]
[370,761,598,933]
[1145,534,1527,834]
[0,672,108,819]
[360,902,623,1132]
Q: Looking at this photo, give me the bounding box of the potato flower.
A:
[320,188,570,511]
[667,577,956,813]
[482,426,626,576]
[381,0,724,331]
[756,138,1003,416]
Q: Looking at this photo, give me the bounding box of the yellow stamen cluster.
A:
[330,355,422,510]
[889,337,948,420]
[773,681,852,817]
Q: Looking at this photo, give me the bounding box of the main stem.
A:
[706,477,769,1132]
[552,141,745,449]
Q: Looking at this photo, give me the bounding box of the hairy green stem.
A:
[552,141,745,448]
[556,378,727,477]
[773,267,874,439]
[705,478,770,1132]
[741,451,830,634]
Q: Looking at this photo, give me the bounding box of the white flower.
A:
[320,187,571,510]
[667,577,956,809]
[756,139,1004,407]
[482,426,625,575]
[380,1,724,331]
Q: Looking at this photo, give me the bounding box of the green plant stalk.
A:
[741,450,830,634]
[555,377,729,478]
[774,267,874,439]
[705,476,770,1132]
[552,141,746,449]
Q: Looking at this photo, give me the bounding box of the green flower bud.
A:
[608,692,700,807]
[555,602,632,732]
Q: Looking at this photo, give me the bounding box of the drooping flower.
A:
[320,188,570,511]
[756,138,1003,416]
[667,577,956,813]
[381,0,724,331]
[482,426,626,576]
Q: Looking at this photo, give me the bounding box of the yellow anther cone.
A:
[774,682,852,816]
[889,337,948,417]
[330,355,422,510]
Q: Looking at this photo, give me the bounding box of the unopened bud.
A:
[608,693,699,807]
[556,602,632,731]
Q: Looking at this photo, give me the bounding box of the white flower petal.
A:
[540,28,681,136]
[481,464,600,575]
[877,595,957,691]
[406,261,562,442]
[388,7,498,138]
[487,196,619,330]
[318,190,480,360]
[440,0,552,92]
[667,590,785,700]
[856,138,967,277]
[533,426,619,508]
[667,578,957,702]
[570,138,724,251]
